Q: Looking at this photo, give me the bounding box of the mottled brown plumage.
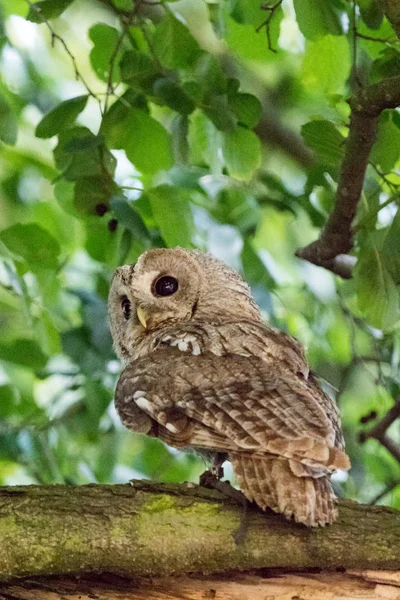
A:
[108,248,350,526]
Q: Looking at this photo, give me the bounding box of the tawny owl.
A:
[108,248,350,526]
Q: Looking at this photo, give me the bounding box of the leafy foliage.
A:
[0,0,399,511]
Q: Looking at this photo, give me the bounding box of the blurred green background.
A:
[0,0,399,510]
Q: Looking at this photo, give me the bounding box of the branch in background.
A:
[25,0,102,114]
[295,75,400,278]
[361,399,400,464]
[1,482,400,581]
[255,95,315,168]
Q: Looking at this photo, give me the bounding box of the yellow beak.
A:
[136,305,148,329]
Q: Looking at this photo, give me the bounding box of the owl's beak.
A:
[136,305,148,329]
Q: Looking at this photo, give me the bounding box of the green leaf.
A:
[293,0,342,39]
[35,95,88,138]
[382,210,400,283]
[0,339,48,369]
[222,126,261,180]
[302,35,351,94]
[153,78,195,115]
[147,184,193,247]
[123,110,173,175]
[355,239,400,330]
[229,92,262,129]
[74,175,117,215]
[110,198,150,243]
[54,127,116,180]
[189,110,221,171]
[0,223,60,268]
[203,94,237,132]
[241,239,276,289]
[226,9,283,59]
[370,112,400,172]
[35,310,62,356]
[153,13,201,70]
[89,24,122,83]
[0,385,18,418]
[26,0,74,22]
[301,120,345,167]
[0,95,17,145]
[120,50,158,86]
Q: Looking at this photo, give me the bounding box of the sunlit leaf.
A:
[26,0,74,22]
[89,24,122,83]
[222,126,261,180]
[147,184,193,247]
[370,112,400,172]
[0,95,17,145]
[355,238,400,330]
[302,35,351,94]
[0,223,60,268]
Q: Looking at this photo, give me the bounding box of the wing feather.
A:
[116,348,349,470]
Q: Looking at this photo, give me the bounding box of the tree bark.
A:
[0,481,400,582]
[1,571,400,600]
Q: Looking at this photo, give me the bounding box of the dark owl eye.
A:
[121,296,131,320]
[153,276,179,297]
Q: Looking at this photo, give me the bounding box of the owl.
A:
[108,248,350,526]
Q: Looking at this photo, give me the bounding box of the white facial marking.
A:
[191,341,201,355]
[166,423,179,433]
[135,397,153,413]
[161,334,201,355]
[178,340,189,352]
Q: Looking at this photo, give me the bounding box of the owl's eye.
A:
[121,296,131,320]
[153,276,179,297]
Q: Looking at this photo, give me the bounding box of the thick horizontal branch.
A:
[1,482,400,581]
[1,571,400,600]
[296,75,400,277]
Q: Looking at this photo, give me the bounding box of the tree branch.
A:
[361,399,400,464]
[1,571,400,600]
[0,482,400,581]
[295,75,400,277]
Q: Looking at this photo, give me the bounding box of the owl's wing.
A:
[116,349,349,471]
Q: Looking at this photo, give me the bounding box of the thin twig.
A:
[25,0,103,115]
[256,1,283,53]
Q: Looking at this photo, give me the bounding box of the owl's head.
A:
[108,247,261,360]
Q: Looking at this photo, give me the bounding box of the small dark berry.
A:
[95,203,108,216]
[108,219,118,232]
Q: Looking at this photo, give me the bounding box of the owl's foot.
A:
[199,471,248,544]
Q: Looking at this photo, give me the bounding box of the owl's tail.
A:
[230,452,337,526]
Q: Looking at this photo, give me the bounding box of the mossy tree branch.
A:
[0,481,400,582]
